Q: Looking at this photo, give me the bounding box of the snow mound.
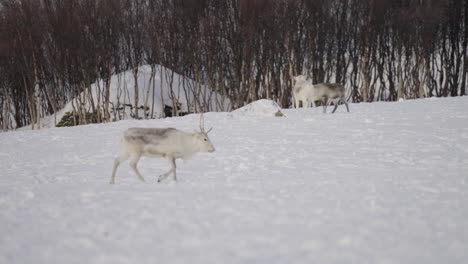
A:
[230,99,283,117]
[28,65,231,129]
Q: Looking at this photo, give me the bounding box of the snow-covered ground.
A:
[1,97,467,264]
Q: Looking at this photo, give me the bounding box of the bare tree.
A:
[0,0,466,130]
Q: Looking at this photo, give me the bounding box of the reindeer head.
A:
[293,74,307,83]
[194,112,215,152]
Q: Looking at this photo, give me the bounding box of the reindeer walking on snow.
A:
[109,113,215,184]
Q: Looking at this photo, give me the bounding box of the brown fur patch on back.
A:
[124,128,177,145]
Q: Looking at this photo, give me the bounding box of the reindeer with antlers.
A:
[109,113,215,184]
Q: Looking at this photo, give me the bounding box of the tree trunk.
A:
[360,52,370,102]
[2,89,10,131]
[104,75,111,122]
[133,67,139,119]
[397,49,405,100]
[41,67,57,125]
[144,65,155,119]
[461,7,468,95]
[418,56,426,98]
[33,58,41,130]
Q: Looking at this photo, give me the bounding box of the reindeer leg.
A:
[110,152,129,184]
[331,101,339,113]
[322,97,328,113]
[171,158,177,181]
[343,98,350,112]
[129,153,145,182]
[158,156,176,182]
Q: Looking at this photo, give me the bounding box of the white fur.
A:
[109,127,215,184]
[292,75,314,108]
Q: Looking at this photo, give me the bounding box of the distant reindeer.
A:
[292,75,350,113]
[109,113,215,184]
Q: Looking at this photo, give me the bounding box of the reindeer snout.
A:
[209,147,215,153]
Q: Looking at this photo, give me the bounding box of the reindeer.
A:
[109,113,215,184]
[292,75,349,113]
[292,75,313,109]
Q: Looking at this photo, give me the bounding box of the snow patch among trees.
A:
[28,65,231,129]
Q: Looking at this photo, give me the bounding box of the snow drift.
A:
[229,99,284,117]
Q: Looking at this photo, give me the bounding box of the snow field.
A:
[1,97,468,264]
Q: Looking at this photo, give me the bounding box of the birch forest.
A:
[0,0,467,130]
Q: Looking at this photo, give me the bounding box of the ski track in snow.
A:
[1,97,468,264]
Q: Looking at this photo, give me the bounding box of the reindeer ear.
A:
[206,127,213,134]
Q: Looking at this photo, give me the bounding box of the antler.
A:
[199,112,212,134]
[199,112,205,132]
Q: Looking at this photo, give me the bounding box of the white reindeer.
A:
[292,75,312,108]
[292,75,350,113]
[109,114,215,184]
